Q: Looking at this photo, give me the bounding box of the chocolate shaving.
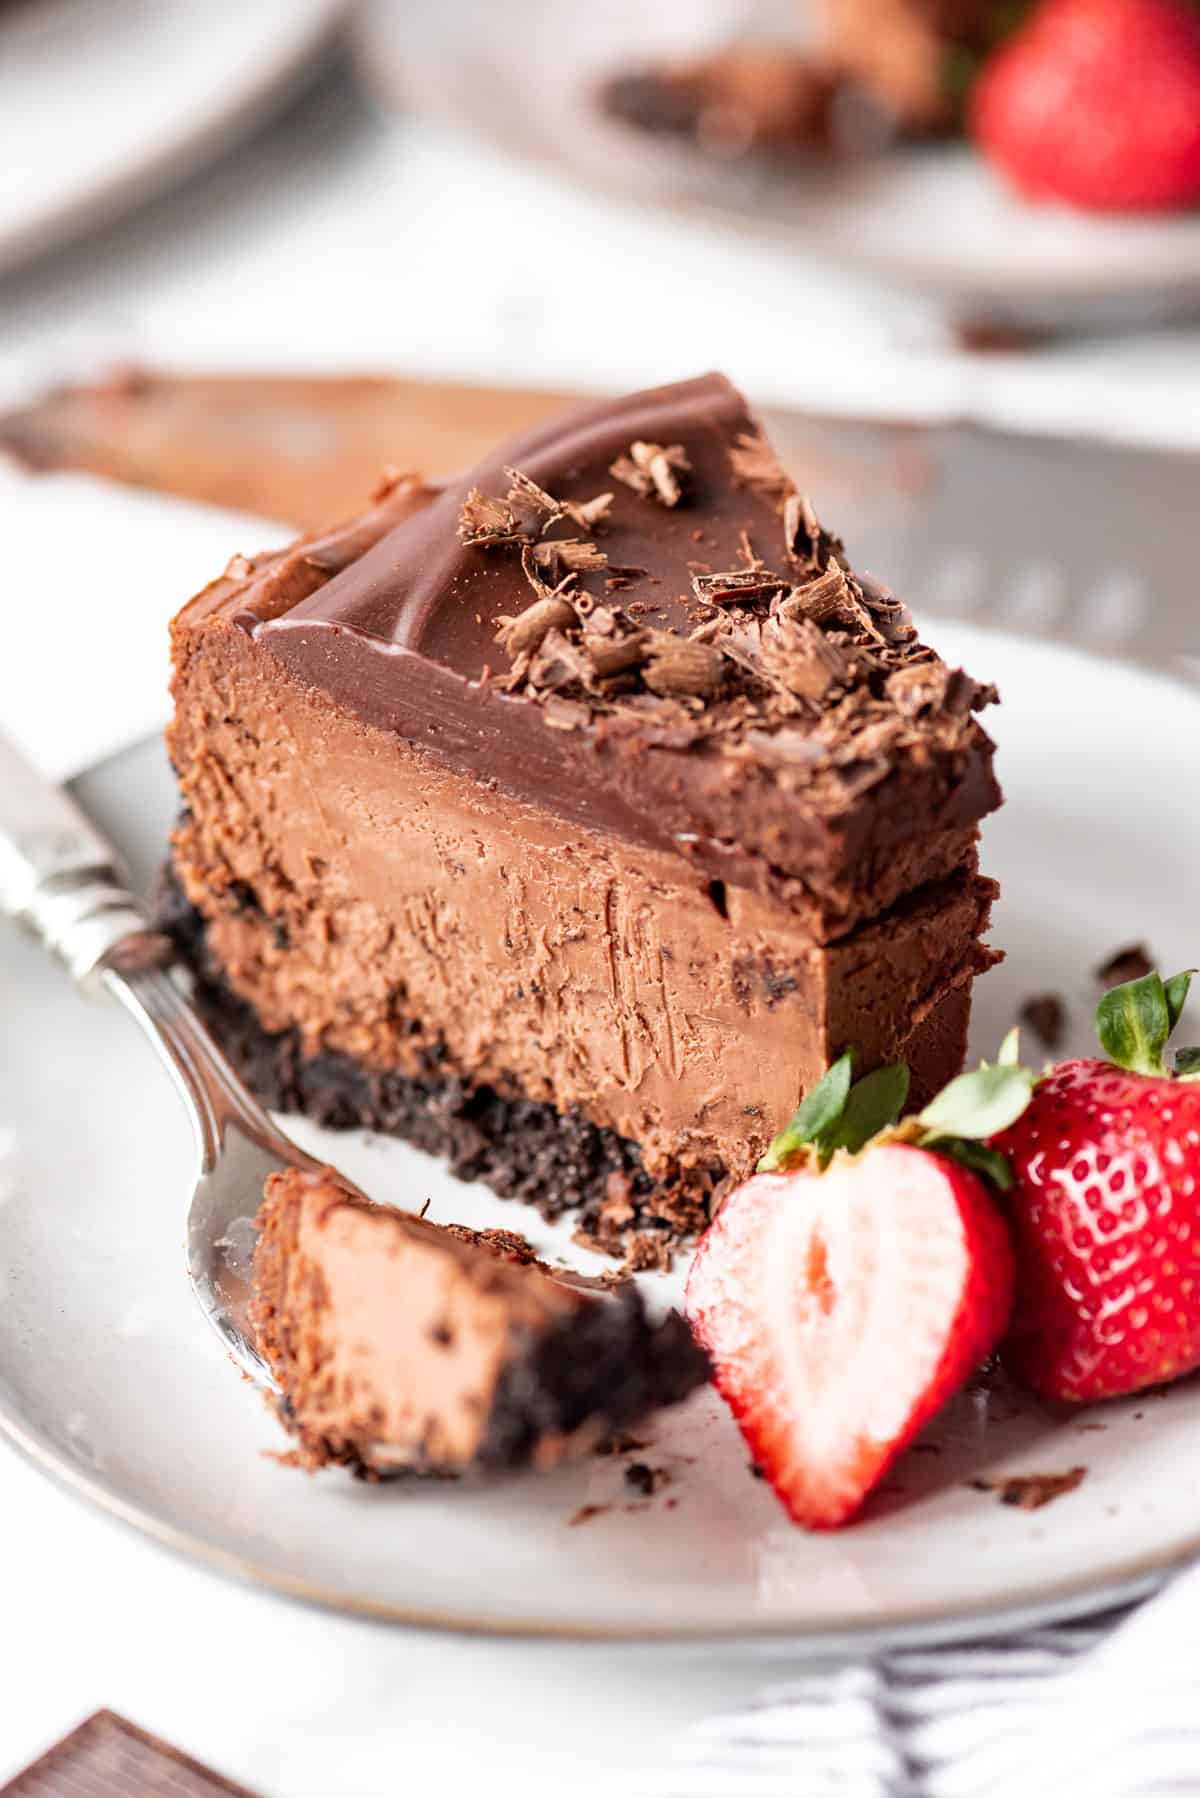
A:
[885,661,938,717]
[782,490,824,569]
[859,574,918,646]
[504,465,562,528]
[691,568,790,606]
[604,565,649,591]
[494,594,577,659]
[761,614,851,701]
[540,694,592,731]
[583,630,648,678]
[461,417,994,810]
[610,440,692,508]
[528,627,593,692]
[1020,993,1066,1050]
[459,487,523,546]
[1097,944,1154,985]
[741,726,828,768]
[563,492,614,531]
[531,537,609,578]
[943,668,999,715]
[779,562,877,638]
[643,632,726,698]
[459,465,563,546]
[737,528,763,570]
[586,605,618,637]
[970,1467,1087,1510]
[729,428,793,504]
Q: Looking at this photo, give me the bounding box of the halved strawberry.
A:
[687,1052,1027,1528]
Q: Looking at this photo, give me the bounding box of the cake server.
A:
[0,729,324,1385]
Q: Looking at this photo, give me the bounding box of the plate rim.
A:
[4,620,1200,1647]
[0,1389,1189,1648]
[362,4,1200,310]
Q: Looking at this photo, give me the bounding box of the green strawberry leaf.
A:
[1097,971,1173,1076]
[820,1062,911,1158]
[758,1048,855,1171]
[1165,970,1195,1033]
[1175,1046,1200,1080]
[917,1061,1034,1141]
[996,1026,1021,1067]
[924,1137,1016,1192]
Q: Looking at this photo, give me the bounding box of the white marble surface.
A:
[3,52,1200,1796]
[0,1451,784,1795]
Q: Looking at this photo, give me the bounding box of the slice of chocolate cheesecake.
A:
[253,1168,708,1473]
[163,372,1001,1263]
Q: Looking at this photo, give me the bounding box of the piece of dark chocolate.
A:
[1,1712,258,1798]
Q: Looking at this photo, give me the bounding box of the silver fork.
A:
[0,730,322,1385]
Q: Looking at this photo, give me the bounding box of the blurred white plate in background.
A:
[0,0,346,273]
[360,0,1200,324]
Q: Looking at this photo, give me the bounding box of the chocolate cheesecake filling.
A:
[166,373,1002,1257]
[253,1168,710,1472]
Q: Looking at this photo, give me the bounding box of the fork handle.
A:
[0,732,168,985]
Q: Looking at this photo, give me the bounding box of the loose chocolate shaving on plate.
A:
[1096,944,1155,985]
[969,1467,1088,1510]
[1020,993,1066,1051]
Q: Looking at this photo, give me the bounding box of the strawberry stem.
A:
[1096,969,1195,1076]
[757,1050,908,1171]
[912,1036,1034,1190]
[823,1063,911,1158]
[917,1059,1034,1140]
[759,1032,1036,1185]
[758,1049,855,1170]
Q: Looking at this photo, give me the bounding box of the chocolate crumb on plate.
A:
[1,1710,259,1798]
[624,1461,671,1496]
[1019,993,1066,1051]
[568,1502,612,1527]
[596,1432,649,1457]
[1096,944,1154,985]
[969,1467,1087,1510]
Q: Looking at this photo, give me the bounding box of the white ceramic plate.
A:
[362,0,1200,321]
[3,621,1200,1648]
[0,0,346,273]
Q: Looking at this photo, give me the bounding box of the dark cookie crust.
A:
[482,1286,709,1469]
[155,863,713,1261]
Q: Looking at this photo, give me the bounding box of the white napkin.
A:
[648,1563,1200,1797]
[0,463,282,780]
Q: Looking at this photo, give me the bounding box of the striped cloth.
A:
[648,1567,1200,1797]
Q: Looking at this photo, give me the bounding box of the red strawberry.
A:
[970,0,1200,213]
[687,1054,1022,1528]
[994,968,1200,1402]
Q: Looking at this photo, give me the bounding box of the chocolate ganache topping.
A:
[242,373,999,897]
